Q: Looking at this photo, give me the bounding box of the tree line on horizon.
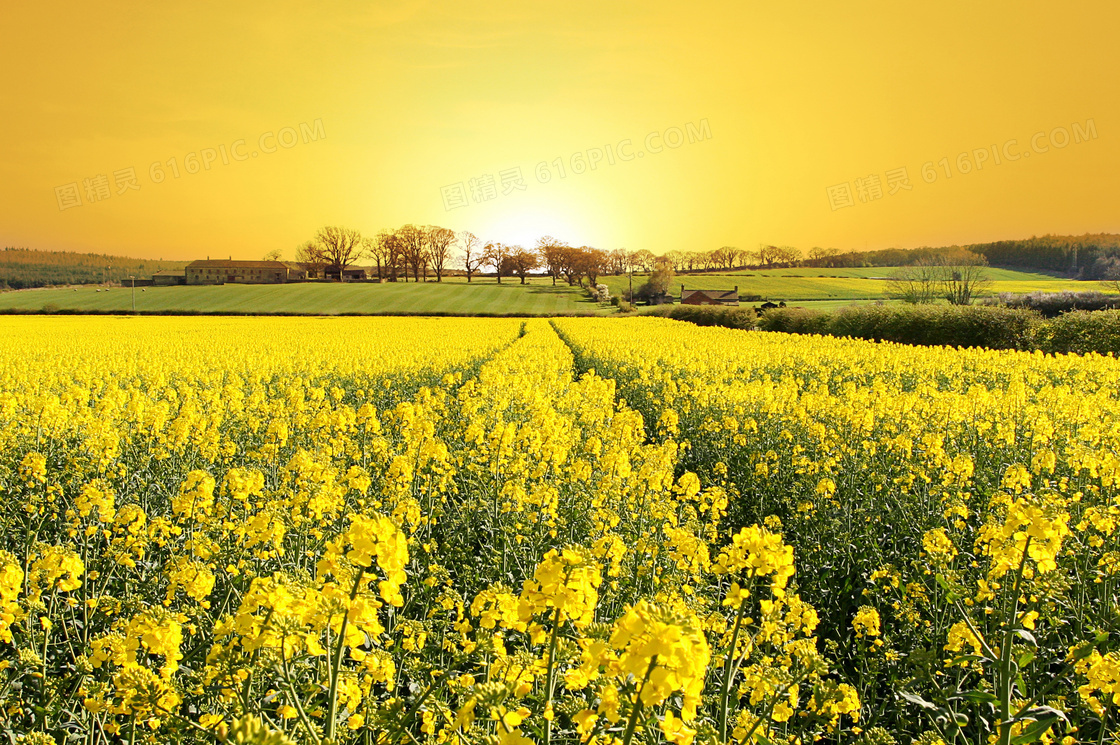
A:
[6,232,1120,291]
[291,226,836,286]
[293,227,1120,286]
[292,225,639,287]
[802,233,1120,280]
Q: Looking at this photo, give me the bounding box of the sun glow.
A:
[1,1,1116,259]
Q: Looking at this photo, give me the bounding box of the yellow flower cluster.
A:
[554,317,1120,745]
[851,606,881,639]
[518,548,602,628]
[712,524,796,601]
[605,600,711,719]
[13,314,1119,745]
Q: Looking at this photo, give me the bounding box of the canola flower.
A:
[554,317,1120,745]
[3,314,1118,744]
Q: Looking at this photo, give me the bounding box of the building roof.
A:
[152,269,186,276]
[682,289,739,301]
[187,260,287,269]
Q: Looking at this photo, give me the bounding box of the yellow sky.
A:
[2,0,1117,260]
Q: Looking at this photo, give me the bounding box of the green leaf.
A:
[1071,643,1099,661]
[899,691,941,712]
[1014,706,1069,725]
[1017,651,1035,668]
[1009,716,1061,745]
[1013,629,1038,646]
[951,690,998,705]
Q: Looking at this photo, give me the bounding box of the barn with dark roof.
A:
[186,260,289,285]
[680,285,739,306]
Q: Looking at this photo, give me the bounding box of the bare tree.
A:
[606,249,628,275]
[756,245,779,266]
[1104,269,1120,295]
[377,230,405,281]
[677,251,699,272]
[537,236,568,286]
[754,245,801,267]
[364,234,397,281]
[887,258,941,304]
[711,246,738,270]
[361,236,378,280]
[262,248,283,262]
[295,240,319,268]
[508,247,540,284]
[808,247,840,262]
[459,231,485,283]
[941,251,991,305]
[630,249,656,273]
[483,242,509,284]
[663,251,686,271]
[312,226,364,279]
[776,246,803,266]
[648,255,675,295]
[425,226,456,282]
[580,247,607,286]
[558,245,584,285]
[396,224,427,282]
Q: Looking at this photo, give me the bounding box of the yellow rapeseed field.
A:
[1,316,1118,745]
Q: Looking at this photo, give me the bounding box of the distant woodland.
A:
[0,248,188,289]
[800,234,1120,278]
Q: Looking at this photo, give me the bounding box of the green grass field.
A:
[0,279,607,315]
[0,267,1110,315]
[602,266,1104,303]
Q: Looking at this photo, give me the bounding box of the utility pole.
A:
[130,276,136,312]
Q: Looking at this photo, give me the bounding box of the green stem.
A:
[327,566,367,742]
[719,590,749,742]
[998,536,1032,745]
[281,642,322,745]
[622,656,658,745]
[543,606,562,745]
[738,664,815,745]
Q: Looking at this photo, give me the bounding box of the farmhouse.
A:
[284,263,310,281]
[324,266,370,281]
[681,285,739,306]
[186,260,289,285]
[152,269,186,286]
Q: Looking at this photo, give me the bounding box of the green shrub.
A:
[757,304,1040,349]
[642,304,758,329]
[1034,309,1120,355]
[988,290,1120,317]
[646,300,1120,356]
[755,306,830,335]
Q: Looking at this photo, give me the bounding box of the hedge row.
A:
[984,290,1120,317]
[646,304,1120,356]
[641,304,760,329]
